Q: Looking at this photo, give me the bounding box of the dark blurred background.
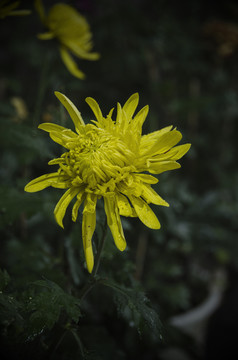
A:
[1,0,238,359]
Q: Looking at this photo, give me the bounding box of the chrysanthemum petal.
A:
[129,195,161,229]
[82,193,97,273]
[82,210,96,273]
[50,132,66,147]
[104,196,127,251]
[169,143,191,160]
[132,105,149,131]
[143,130,182,156]
[83,193,97,213]
[55,90,85,133]
[48,130,78,147]
[35,0,46,23]
[116,193,137,217]
[93,107,114,131]
[141,184,169,206]
[38,124,78,147]
[115,103,128,133]
[115,102,122,124]
[148,143,191,162]
[51,181,71,189]
[47,3,78,22]
[38,123,67,132]
[37,32,55,40]
[48,158,65,165]
[122,93,139,119]
[72,188,86,222]
[24,172,62,192]
[107,107,114,118]
[0,1,31,19]
[59,45,86,80]
[147,160,181,174]
[54,187,79,228]
[134,173,158,184]
[66,40,100,60]
[140,126,173,152]
[85,97,104,125]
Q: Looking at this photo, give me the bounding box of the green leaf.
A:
[101,279,161,336]
[0,268,10,291]
[0,117,53,163]
[28,279,81,334]
[0,186,43,227]
[0,293,23,327]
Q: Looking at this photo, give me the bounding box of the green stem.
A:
[49,329,68,360]
[78,279,96,301]
[92,217,107,277]
[70,329,85,358]
[33,51,51,127]
[78,217,107,301]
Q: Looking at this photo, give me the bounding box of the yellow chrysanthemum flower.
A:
[25,92,190,273]
[35,0,100,79]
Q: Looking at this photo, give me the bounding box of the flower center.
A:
[59,125,136,194]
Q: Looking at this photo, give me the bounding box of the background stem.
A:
[78,217,107,301]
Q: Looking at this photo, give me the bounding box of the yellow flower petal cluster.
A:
[25,92,191,273]
[35,0,100,79]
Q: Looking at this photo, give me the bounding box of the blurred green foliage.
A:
[1,0,238,359]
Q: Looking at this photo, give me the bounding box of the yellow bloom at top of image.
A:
[25,92,191,273]
[35,0,100,79]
